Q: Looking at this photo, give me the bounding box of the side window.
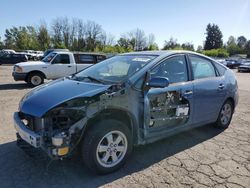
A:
[52,54,70,64]
[189,55,216,79]
[214,62,226,76]
[78,55,95,64]
[150,55,188,84]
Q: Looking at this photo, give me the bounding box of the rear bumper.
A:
[12,72,27,81]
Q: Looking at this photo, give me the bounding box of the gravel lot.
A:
[0,65,249,188]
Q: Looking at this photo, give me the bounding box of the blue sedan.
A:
[14,51,238,174]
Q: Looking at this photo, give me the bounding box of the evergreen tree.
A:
[204,23,223,50]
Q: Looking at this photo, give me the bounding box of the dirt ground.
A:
[0,65,249,188]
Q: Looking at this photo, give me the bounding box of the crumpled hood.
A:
[19,78,111,117]
[16,61,47,66]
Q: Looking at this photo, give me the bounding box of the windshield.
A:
[42,52,57,62]
[72,55,157,83]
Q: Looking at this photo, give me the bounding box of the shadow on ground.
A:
[0,124,223,188]
[0,83,31,90]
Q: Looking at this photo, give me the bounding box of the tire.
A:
[214,100,233,128]
[81,119,132,174]
[27,72,44,87]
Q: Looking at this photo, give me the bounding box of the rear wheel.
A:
[81,119,132,174]
[214,100,233,128]
[27,73,44,87]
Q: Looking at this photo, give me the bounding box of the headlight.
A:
[14,65,23,73]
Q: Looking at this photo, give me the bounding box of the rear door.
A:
[144,54,194,135]
[48,54,75,79]
[188,54,226,124]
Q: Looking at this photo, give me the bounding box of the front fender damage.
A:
[44,84,128,159]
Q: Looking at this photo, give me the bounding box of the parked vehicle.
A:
[42,49,70,59]
[14,51,238,174]
[1,49,16,54]
[224,59,242,69]
[34,51,44,60]
[19,50,38,60]
[12,52,107,86]
[0,53,28,65]
[238,60,250,72]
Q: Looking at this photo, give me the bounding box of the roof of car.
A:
[121,50,203,57]
[54,51,106,56]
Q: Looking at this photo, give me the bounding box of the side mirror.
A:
[146,77,169,88]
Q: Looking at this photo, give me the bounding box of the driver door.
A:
[48,54,76,79]
[144,55,194,136]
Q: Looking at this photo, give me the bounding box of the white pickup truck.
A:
[12,51,106,86]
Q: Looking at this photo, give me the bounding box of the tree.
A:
[145,34,159,50]
[162,37,180,50]
[4,28,17,49]
[51,18,64,48]
[246,40,250,58]
[226,36,242,55]
[197,45,203,53]
[227,36,236,46]
[117,37,132,51]
[204,23,223,50]
[3,26,39,50]
[0,37,3,49]
[37,23,51,50]
[181,42,194,51]
[237,36,247,49]
[84,21,103,51]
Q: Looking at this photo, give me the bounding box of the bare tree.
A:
[128,28,147,51]
[61,17,71,48]
[84,21,103,51]
[51,17,64,47]
[37,22,50,50]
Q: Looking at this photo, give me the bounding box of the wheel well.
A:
[226,97,235,110]
[84,109,137,143]
[26,71,46,80]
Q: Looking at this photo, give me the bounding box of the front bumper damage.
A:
[14,112,87,159]
[14,112,42,147]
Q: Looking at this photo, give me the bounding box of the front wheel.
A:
[214,100,233,128]
[27,73,44,87]
[81,119,132,174]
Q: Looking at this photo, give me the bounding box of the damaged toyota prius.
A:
[14,51,238,174]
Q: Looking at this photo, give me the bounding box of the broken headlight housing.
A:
[45,98,87,130]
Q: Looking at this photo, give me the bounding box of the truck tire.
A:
[27,72,44,87]
[81,119,132,174]
[214,100,233,128]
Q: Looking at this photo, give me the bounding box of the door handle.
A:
[218,84,224,89]
[68,65,72,68]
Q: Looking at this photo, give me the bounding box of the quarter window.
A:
[189,55,216,79]
[150,55,188,84]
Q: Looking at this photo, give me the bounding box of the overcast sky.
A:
[0,0,250,49]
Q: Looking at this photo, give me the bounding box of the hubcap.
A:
[220,103,232,125]
[96,130,127,168]
[31,75,42,86]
